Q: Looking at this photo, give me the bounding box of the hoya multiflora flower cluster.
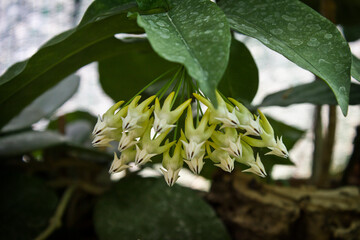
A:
[92,89,289,187]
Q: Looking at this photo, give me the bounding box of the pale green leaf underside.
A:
[260,80,360,107]
[137,0,231,102]
[219,0,351,115]
[1,75,80,133]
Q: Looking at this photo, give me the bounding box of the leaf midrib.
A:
[164,11,207,81]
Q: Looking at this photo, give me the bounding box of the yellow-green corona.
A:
[92,91,289,187]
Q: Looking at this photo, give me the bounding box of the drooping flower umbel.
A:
[92,72,289,186]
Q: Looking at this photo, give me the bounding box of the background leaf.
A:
[343,25,360,42]
[137,0,231,103]
[1,75,80,133]
[352,54,360,82]
[0,131,66,157]
[98,40,178,101]
[0,170,58,240]
[65,120,93,145]
[219,0,352,115]
[48,110,98,130]
[135,0,169,11]
[94,176,231,240]
[0,0,143,128]
[259,80,360,107]
[218,38,259,103]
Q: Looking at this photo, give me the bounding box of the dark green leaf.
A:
[219,0,352,115]
[0,131,66,157]
[94,176,230,240]
[343,25,360,42]
[259,80,360,107]
[78,0,135,26]
[0,0,144,128]
[300,0,360,26]
[64,144,113,163]
[1,75,80,133]
[135,0,169,11]
[98,41,178,101]
[352,54,360,82]
[137,0,231,103]
[0,170,58,240]
[218,38,258,103]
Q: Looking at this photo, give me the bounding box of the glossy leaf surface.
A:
[219,0,352,115]
[137,0,231,103]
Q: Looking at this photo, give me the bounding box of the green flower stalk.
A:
[153,92,191,134]
[161,140,184,186]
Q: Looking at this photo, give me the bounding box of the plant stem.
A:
[158,66,182,100]
[311,0,338,187]
[317,106,337,187]
[125,68,175,106]
[35,185,76,240]
[171,68,185,108]
[311,105,323,184]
